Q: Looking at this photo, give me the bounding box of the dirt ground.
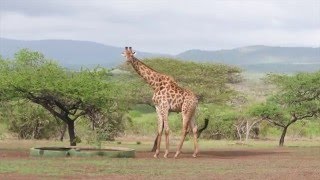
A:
[1,146,320,180]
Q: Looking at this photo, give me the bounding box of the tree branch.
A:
[71,111,87,121]
[264,117,286,128]
[249,118,263,130]
[294,109,319,120]
[293,90,320,103]
[39,103,68,123]
[53,99,70,114]
[12,86,71,123]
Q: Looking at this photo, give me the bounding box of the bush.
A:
[197,104,237,139]
[80,104,127,144]
[1,101,62,139]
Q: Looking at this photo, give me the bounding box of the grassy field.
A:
[0,138,320,180]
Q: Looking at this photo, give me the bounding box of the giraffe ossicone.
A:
[122,47,199,158]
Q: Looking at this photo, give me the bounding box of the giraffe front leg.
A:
[154,105,169,158]
[154,122,163,158]
[162,109,170,158]
[163,123,170,158]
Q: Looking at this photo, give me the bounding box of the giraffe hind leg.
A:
[163,120,170,158]
[189,115,199,158]
[174,111,190,158]
[174,102,198,158]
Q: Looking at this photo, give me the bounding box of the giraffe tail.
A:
[197,118,209,138]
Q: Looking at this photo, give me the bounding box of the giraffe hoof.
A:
[192,154,197,158]
[153,154,159,158]
[164,150,169,158]
[174,151,181,159]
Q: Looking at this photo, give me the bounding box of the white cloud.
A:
[0,0,319,54]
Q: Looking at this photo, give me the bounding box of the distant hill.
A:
[176,46,320,73]
[1,38,319,73]
[0,38,164,68]
[176,45,320,64]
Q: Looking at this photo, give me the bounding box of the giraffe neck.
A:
[130,57,163,89]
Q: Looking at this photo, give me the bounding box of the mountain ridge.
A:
[1,38,319,73]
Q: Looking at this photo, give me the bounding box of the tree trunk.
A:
[67,120,76,146]
[33,119,39,139]
[245,120,250,143]
[234,124,242,142]
[279,126,288,146]
[279,116,298,147]
[239,133,242,142]
[59,123,67,141]
[29,101,80,146]
[245,119,262,143]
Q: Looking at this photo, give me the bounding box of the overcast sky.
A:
[0,0,319,54]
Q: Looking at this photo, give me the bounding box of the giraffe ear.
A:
[133,51,136,55]
[121,52,126,57]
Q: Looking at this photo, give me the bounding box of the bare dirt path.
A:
[1,145,319,179]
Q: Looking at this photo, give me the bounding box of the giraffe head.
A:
[122,47,136,62]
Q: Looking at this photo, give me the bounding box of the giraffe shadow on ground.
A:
[197,150,289,159]
[136,149,289,159]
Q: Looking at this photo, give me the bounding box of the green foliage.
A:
[0,101,62,139]
[195,104,238,139]
[304,121,320,138]
[247,102,286,122]
[258,121,281,138]
[287,120,320,138]
[267,72,320,117]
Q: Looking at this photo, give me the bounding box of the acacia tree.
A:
[249,72,320,146]
[0,49,125,146]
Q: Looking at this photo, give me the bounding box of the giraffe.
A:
[122,47,199,158]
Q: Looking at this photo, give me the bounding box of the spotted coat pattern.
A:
[122,47,199,158]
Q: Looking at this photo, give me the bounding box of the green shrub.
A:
[197,104,237,139]
[1,102,62,139]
